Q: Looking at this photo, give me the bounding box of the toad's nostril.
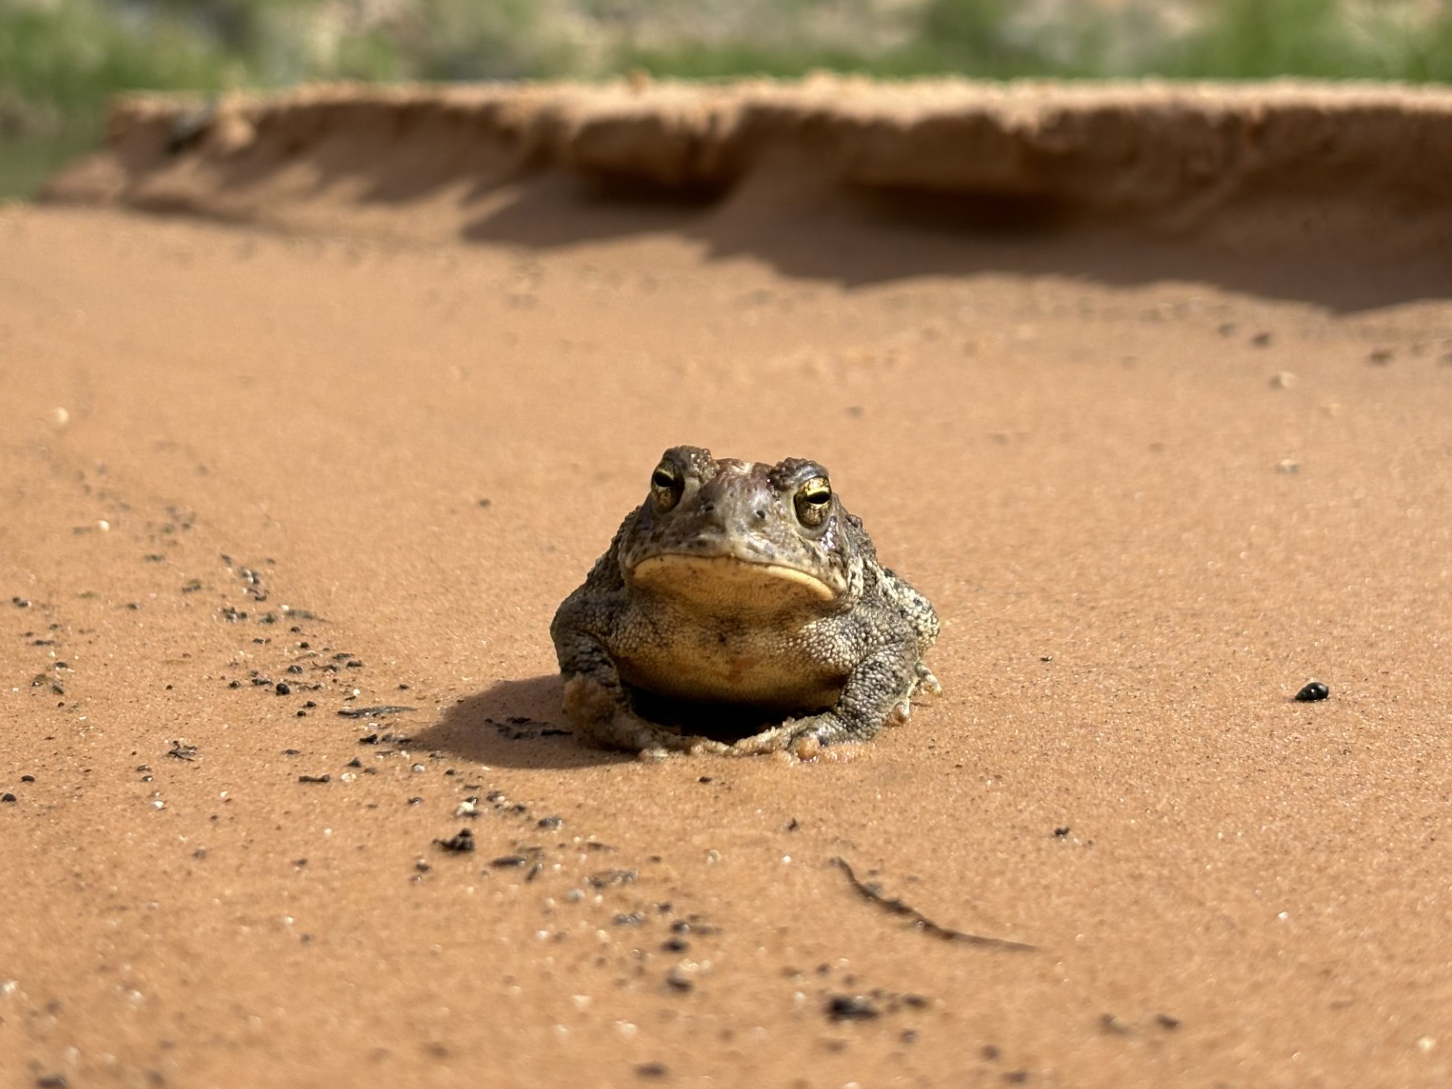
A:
[702,502,714,513]
[754,509,768,520]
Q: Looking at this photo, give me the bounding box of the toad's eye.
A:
[794,477,832,527]
[650,463,684,511]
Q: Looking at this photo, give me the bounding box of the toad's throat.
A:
[629,553,838,607]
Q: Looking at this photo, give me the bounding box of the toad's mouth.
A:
[629,553,839,606]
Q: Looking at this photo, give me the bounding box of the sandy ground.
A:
[6,81,1452,1088]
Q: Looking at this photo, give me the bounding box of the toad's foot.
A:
[725,711,870,760]
[889,663,943,723]
[913,662,943,698]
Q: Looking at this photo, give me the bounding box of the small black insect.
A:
[1293,681,1329,702]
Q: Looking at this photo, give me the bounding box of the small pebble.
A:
[1100,1012,1130,1035]
[826,994,880,1021]
[664,969,694,993]
[434,829,475,853]
[275,682,291,696]
[1293,681,1329,702]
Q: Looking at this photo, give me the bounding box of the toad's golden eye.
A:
[650,462,684,511]
[794,477,832,527]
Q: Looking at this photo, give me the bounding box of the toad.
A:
[551,446,940,757]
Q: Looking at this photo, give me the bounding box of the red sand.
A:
[5,80,1452,1087]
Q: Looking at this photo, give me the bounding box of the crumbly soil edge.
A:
[41,77,1452,254]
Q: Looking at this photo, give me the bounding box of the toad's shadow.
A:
[412,674,799,769]
[411,674,631,770]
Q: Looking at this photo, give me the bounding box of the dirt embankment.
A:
[44,78,1452,262]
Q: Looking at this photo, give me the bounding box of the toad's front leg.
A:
[553,624,728,757]
[730,639,926,758]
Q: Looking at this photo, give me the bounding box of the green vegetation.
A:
[4,0,1452,197]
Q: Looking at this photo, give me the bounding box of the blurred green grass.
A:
[4,0,1452,198]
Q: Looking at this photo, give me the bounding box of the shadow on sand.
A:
[410,673,803,769]
[461,169,1452,314]
[410,674,631,771]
